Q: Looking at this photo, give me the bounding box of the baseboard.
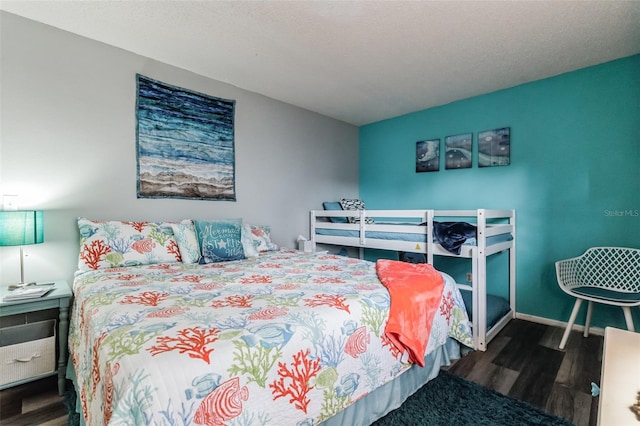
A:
[514,312,605,337]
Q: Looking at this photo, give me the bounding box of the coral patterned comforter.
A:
[69,250,472,425]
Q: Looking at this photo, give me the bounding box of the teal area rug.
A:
[63,388,80,426]
[373,369,574,426]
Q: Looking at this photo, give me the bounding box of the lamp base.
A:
[4,246,31,290]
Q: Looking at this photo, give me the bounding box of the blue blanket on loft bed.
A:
[432,221,478,255]
[377,220,478,255]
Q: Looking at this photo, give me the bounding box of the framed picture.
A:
[136,74,236,200]
[445,133,473,169]
[416,139,440,172]
[478,127,510,167]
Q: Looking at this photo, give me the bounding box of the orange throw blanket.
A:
[376,259,444,367]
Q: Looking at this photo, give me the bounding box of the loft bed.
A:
[66,218,474,425]
[310,208,516,351]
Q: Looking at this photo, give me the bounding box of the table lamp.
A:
[0,210,44,285]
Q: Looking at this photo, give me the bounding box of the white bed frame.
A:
[310,208,516,351]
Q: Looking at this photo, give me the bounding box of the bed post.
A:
[310,210,316,252]
[476,209,488,351]
[359,209,366,246]
[426,209,435,264]
[509,210,516,318]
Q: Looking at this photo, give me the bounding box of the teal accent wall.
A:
[359,55,640,329]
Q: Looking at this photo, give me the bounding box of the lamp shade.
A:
[0,210,44,246]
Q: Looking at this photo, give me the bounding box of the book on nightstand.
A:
[3,284,55,301]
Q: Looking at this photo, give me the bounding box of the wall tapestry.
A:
[445,133,473,169]
[478,127,510,167]
[136,74,236,201]
[416,139,440,172]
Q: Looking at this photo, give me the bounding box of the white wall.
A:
[0,12,359,285]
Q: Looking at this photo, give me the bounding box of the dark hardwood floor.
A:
[448,319,603,426]
[0,375,67,425]
[0,319,601,426]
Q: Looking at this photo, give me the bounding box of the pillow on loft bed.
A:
[322,201,348,223]
[77,218,182,271]
[339,198,375,224]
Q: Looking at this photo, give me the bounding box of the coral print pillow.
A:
[77,218,181,271]
[170,219,201,264]
[248,224,279,252]
[194,219,245,263]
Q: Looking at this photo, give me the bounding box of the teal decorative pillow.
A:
[323,201,348,224]
[170,220,201,264]
[195,219,245,263]
[339,198,375,224]
[248,224,279,252]
[77,218,182,271]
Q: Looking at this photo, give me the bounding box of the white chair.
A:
[556,246,640,350]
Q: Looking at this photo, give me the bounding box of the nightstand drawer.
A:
[0,319,56,386]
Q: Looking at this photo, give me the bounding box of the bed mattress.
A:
[315,228,512,246]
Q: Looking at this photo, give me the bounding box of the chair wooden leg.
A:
[560,298,583,350]
[622,307,636,332]
[584,301,593,337]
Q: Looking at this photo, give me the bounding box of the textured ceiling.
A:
[2,1,639,125]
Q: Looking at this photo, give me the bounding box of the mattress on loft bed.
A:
[314,224,513,254]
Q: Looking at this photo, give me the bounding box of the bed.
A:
[310,205,516,351]
[66,218,473,425]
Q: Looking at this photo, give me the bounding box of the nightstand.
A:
[0,280,72,395]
